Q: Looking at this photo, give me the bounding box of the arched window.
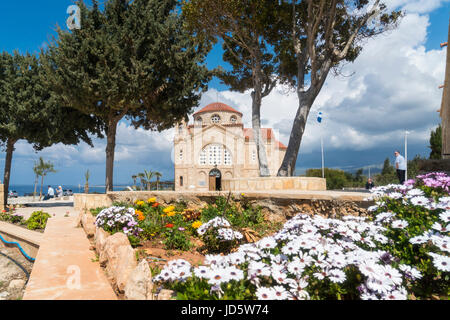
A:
[211,114,221,124]
[180,176,184,187]
[179,149,183,161]
[195,116,202,125]
[199,144,232,165]
[230,115,237,124]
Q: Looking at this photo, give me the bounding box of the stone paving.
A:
[22,209,117,300]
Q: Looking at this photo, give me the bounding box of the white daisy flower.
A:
[207,267,231,286]
[248,261,271,277]
[429,253,450,272]
[439,211,450,223]
[226,267,244,281]
[193,266,212,279]
[359,261,383,280]
[380,265,403,286]
[391,220,409,229]
[329,269,346,283]
[256,287,276,300]
[410,196,430,207]
[272,285,290,300]
[409,235,429,245]
[431,222,448,233]
[257,237,278,250]
[399,264,422,280]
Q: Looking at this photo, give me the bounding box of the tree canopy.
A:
[0,51,102,203]
[272,0,402,176]
[429,124,442,160]
[41,0,212,191]
[183,0,280,176]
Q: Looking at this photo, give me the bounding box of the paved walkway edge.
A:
[23,214,117,300]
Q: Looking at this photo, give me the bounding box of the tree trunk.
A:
[39,175,44,201]
[33,176,38,201]
[105,117,118,192]
[252,67,271,177]
[3,139,16,206]
[277,94,313,176]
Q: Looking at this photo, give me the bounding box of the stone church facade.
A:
[174,102,287,191]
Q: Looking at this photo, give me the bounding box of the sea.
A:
[8,184,132,196]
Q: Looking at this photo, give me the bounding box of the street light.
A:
[405,130,410,181]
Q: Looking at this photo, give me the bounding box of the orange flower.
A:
[165,223,174,228]
[152,202,160,208]
[136,210,145,221]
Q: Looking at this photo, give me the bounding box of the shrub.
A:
[197,217,243,254]
[26,211,51,230]
[94,206,142,240]
[367,176,449,298]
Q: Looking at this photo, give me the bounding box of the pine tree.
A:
[41,0,211,191]
[429,125,442,160]
[381,158,395,176]
[0,51,102,204]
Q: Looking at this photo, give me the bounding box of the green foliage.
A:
[169,276,255,300]
[429,125,442,160]
[200,195,264,230]
[163,228,192,251]
[26,211,51,230]
[0,210,25,225]
[0,51,102,202]
[42,0,212,190]
[306,168,352,190]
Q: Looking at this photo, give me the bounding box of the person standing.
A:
[365,178,375,190]
[394,150,407,184]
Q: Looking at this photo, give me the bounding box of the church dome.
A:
[193,102,243,116]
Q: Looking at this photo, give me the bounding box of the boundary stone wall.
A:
[75,190,373,220]
[222,177,326,192]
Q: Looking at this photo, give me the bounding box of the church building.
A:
[174,102,287,191]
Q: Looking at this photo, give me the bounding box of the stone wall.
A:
[0,184,4,211]
[222,177,326,192]
[74,190,373,221]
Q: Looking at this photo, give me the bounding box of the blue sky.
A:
[1,1,450,187]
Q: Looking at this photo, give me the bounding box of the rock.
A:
[124,259,154,300]
[110,245,137,293]
[8,279,26,290]
[81,213,96,238]
[157,289,175,300]
[0,256,22,282]
[95,227,110,254]
[0,292,9,300]
[99,232,131,266]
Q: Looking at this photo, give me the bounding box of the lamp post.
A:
[405,130,410,181]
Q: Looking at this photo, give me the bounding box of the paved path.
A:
[23,210,117,300]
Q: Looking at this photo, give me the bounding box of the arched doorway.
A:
[209,168,222,191]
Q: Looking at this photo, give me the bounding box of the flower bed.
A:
[150,173,449,300]
[91,195,279,270]
[0,209,50,232]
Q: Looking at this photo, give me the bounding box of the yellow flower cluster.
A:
[163,206,175,213]
[191,221,202,229]
[147,197,156,203]
[135,200,145,207]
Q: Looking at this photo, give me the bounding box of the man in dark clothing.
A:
[365,178,375,190]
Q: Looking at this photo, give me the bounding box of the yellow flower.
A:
[167,211,176,217]
[136,200,145,207]
[147,197,157,203]
[241,193,245,197]
[192,221,202,229]
[163,206,175,213]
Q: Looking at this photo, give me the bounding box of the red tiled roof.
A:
[193,102,243,116]
[244,128,287,150]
